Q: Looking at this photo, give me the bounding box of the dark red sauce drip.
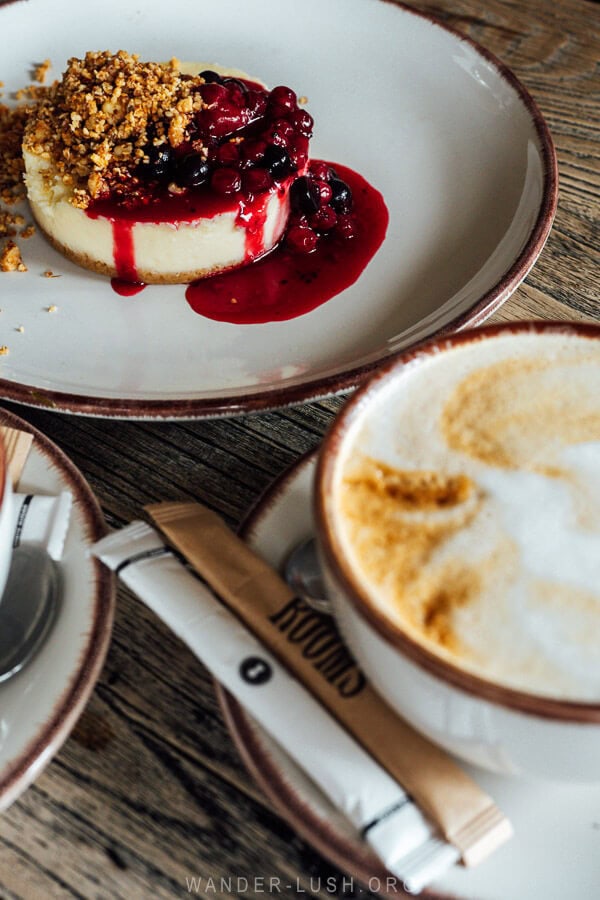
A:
[185,162,388,323]
[111,278,146,296]
[238,189,272,262]
[106,217,139,283]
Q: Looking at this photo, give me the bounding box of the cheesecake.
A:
[22,53,314,283]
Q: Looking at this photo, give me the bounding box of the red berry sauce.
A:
[92,161,387,319]
[185,161,388,323]
[83,73,387,320]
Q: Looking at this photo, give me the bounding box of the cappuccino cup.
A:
[315,322,600,781]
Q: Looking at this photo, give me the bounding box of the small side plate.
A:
[0,407,114,810]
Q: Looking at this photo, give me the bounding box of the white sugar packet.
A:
[93,521,460,894]
[10,491,72,561]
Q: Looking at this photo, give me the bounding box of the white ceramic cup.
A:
[0,438,13,601]
[315,322,600,782]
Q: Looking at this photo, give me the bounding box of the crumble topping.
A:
[22,50,208,208]
[33,59,51,84]
[0,239,27,271]
[0,102,32,205]
[0,211,24,236]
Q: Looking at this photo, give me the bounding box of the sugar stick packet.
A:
[93,521,461,894]
[145,501,512,867]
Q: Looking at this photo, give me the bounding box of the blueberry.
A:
[139,144,173,181]
[329,178,352,214]
[199,70,222,83]
[261,144,292,179]
[290,176,320,216]
[222,76,249,95]
[174,153,211,188]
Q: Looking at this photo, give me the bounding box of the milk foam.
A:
[335,332,600,700]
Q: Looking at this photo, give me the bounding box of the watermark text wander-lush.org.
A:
[186,874,403,895]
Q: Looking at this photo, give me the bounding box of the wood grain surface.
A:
[0,0,598,897]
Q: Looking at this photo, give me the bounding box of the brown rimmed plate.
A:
[0,407,114,810]
[217,452,600,899]
[0,0,556,419]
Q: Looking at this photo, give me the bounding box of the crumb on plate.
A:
[33,59,51,84]
[0,239,27,271]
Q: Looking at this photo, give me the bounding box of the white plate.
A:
[218,453,600,900]
[0,0,557,419]
[0,407,114,810]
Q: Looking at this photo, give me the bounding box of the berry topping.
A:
[140,143,173,181]
[246,90,268,121]
[210,167,242,195]
[174,153,210,188]
[222,76,249,94]
[309,206,338,232]
[199,70,223,83]
[241,139,268,166]
[268,85,297,116]
[223,78,248,108]
[262,118,295,147]
[329,177,353,213]
[242,168,273,195]
[200,82,229,105]
[336,213,356,239]
[262,144,293,179]
[289,135,309,171]
[290,176,320,216]
[200,103,247,138]
[314,179,333,205]
[288,109,314,137]
[310,161,335,182]
[286,225,318,254]
[284,164,358,254]
[216,142,241,167]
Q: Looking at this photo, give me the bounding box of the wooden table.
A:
[0,0,598,897]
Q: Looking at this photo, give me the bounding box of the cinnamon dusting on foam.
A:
[441,354,600,474]
[340,457,480,650]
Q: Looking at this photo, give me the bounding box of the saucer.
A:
[217,452,600,899]
[0,407,114,810]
